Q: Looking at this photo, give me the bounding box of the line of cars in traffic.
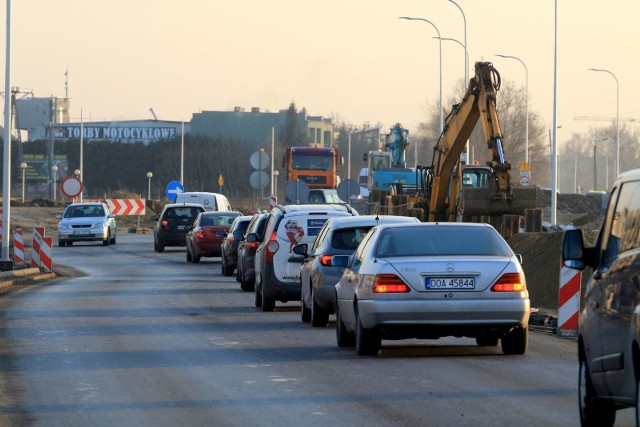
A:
[57,193,531,359]
[223,202,531,357]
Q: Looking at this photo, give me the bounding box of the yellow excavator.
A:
[415,61,538,222]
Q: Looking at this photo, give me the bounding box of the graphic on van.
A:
[284,219,305,252]
[307,219,329,237]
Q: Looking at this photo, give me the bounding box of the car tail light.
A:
[195,230,205,239]
[161,220,169,230]
[491,273,525,292]
[266,231,279,263]
[247,241,260,249]
[373,274,410,293]
[319,255,333,266]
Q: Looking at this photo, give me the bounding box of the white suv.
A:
[252,204,358,312]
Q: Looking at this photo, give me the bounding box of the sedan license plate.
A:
[177,225,186,230]
[73,230,90,235]
[425,277,475,290]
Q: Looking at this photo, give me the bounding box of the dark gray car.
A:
[562,167,640,426]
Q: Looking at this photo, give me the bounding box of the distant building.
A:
[190,107,335,149]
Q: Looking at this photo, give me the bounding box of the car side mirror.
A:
[233,230,245,241]
[292,243,308,257]
[515,254,523,265]
[108,214,116,219]
[247,233,258,243]
[56,214,62,219]
[150,215,158,221]
[331,255,350,267]
[562,229,586,270]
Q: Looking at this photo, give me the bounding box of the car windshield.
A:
[376,226,512,257]
[331,227,371,250]
[64,205,105,218]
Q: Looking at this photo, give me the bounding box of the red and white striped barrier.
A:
[558,263,581,337]
[40,237,53,272]
[31,227,45,268]
[269,195,277,210]
[13,227,24,265]
[106,199,146,216]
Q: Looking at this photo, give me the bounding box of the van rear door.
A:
[272,211,353,284]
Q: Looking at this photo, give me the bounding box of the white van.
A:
[174,192,232,212]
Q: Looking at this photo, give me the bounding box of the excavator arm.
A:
[427,62,535,221]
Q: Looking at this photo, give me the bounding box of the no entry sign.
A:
[60,176,83,198]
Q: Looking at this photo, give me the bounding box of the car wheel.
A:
[186,248,193,263]
[476,335,499,347]
[254,281,263,307]
[501,326,528,355]
[335,299,355,348]
[58,240,65,247]
[579,356,616,427]
[300,286,311,323]
[154,238,158,252]
[240,269,254,292]
[192,254,201,264]
[311,288,329,327]
[103,231,110,246]
[261,278,275,312]
[67,241,73,246]
[355,306,380,356]
[223,258,234,277]
[110,232,116,244]
[235,262,241,282]
[221,257,226,275]
[157,238,164,253]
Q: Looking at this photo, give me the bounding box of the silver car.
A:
[57,202,117,247]
[334,222,530,356]
[296,215,420,327]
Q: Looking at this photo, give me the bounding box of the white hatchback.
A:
[57,202,117,247]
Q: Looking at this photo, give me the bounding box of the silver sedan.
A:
[334,222,530,356]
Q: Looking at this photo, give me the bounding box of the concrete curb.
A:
[0,267,57,292]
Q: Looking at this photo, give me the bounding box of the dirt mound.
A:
[507,230,599,312]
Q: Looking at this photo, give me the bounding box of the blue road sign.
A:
[165,180,184,202]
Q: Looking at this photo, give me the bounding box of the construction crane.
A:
[574,116,638,123]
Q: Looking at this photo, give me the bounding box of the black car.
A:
[235,212,269,292]
[221,215,253,276]
[152,203,205,252]
[562,168,640,426]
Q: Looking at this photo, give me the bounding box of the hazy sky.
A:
[2,1,637,147]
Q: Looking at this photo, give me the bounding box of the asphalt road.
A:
[0,234,635,426]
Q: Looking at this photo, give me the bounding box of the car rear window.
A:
[201,214,239,227]
[331,227,372,250]
[164,207,203,220]
[376,226,512,257]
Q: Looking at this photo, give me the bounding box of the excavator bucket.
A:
[460,186,540,217]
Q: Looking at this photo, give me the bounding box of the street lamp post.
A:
[20,162,27,203]
[146,172,153,201]
[448,0,467,89]
[496,54,529,165]
[51,165,58,202]
[588,68,619,178]
[399,16,443,135]
[73,169,80,202]
[551,0,558,226]
[273,170,279,200]
[448,0,469,162]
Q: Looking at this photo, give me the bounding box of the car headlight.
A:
[58,224,71,230]
[93,222,105,228]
